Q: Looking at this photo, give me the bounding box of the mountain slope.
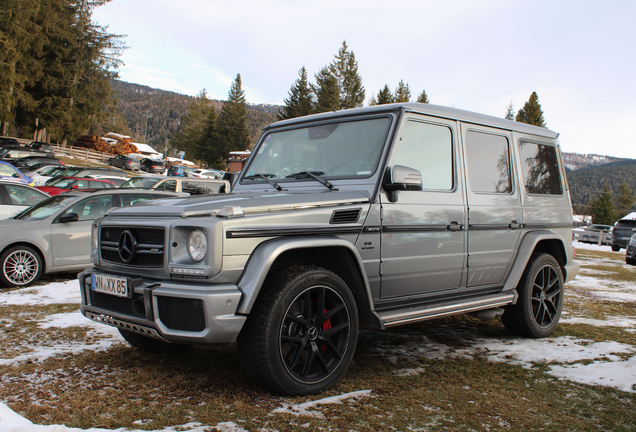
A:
[566,160,636,212]
[110,80,279,152]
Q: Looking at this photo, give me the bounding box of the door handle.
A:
[447,221,464,231]
[509,221,523,229]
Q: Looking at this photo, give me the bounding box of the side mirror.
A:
[58,212,79,223]
[383,165,423,202]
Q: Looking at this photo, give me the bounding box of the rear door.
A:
[461,125,522,287]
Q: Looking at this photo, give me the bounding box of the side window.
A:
[163,180,177,192]
[120,194,152,207]
[519,142,563,195]
[465,131,511,194]
[393,121,453,190]
[63,195,113,221]
[6,184,44,206]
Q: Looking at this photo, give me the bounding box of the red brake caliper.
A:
[321,309,331,353]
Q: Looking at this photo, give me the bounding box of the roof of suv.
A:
[268,102,560,139]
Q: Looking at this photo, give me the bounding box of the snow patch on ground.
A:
[272,390,374,418]
[0,281,81,306]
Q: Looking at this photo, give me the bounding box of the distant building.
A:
[228,150,251,172]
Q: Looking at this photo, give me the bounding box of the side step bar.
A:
[376,292,516,328]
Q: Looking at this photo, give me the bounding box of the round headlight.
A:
[187,229,207,262]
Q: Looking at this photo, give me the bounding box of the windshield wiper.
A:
[285,171,338,190]
[243,173,283,191]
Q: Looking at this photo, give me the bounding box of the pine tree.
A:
[21,0,124,145]
[505,101,515,120]
[216,73,251,158]
[516,92,546,128]
[170,89,213,159]
[394,80,411,103]
[370,85,393,105]
[330,41,365,109]
[591,183,617,225]
[416,90,429,104]
[0,0,41,136]
[278,66,314,120]
[616,181,634,219]
[312,66,339,114]
[195,106,222,168]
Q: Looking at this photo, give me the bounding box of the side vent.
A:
[330,208,361,224]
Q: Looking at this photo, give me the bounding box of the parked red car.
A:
[35,176,115,195]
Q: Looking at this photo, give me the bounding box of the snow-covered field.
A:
[1,240,635,431]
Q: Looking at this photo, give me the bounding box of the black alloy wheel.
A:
[238,265,358,396]
[279,284,351,384]
[502,253,564,338]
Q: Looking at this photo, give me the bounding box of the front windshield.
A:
[121,177,162,188]
[243,117,390,182]
[14,195,77,221]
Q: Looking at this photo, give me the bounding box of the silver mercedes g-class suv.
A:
[79,103,579,396]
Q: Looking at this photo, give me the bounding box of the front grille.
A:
[89,290,147,319]
[157,296,205,332]
[101,227,165,267]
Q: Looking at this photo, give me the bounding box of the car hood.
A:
[0,218,42,231]
[106,190,372,218]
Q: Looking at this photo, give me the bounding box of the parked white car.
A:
[0,180,50,219]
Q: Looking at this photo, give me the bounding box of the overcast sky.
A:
[93,0,636,159]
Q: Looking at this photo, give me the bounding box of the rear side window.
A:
[465,131,511,194]
[617,219,636,228]
[518,142,562,195]
[5,184,45,206]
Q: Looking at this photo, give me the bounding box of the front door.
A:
[50,194,114,267]
[380,116,467,298]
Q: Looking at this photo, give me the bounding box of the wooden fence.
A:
[14,138,114,164]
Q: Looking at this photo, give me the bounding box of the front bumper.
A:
[78,268,245,345]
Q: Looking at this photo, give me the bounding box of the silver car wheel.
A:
[3,249,39,286]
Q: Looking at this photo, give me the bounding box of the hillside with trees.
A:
[566,160,636,216]
[108,80,278,158]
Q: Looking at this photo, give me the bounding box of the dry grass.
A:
[1,248,635,431]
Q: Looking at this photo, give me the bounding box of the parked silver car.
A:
[108,155,140,171]
[0,189,188,287]
[578,224,612,245]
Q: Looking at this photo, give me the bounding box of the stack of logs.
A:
[74,135,138,155]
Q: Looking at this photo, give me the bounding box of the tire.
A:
[237,265,359,396]
[118,328,191,354]
[501,253,564,338]
[612,245,621,252]
[0,245,43,288]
